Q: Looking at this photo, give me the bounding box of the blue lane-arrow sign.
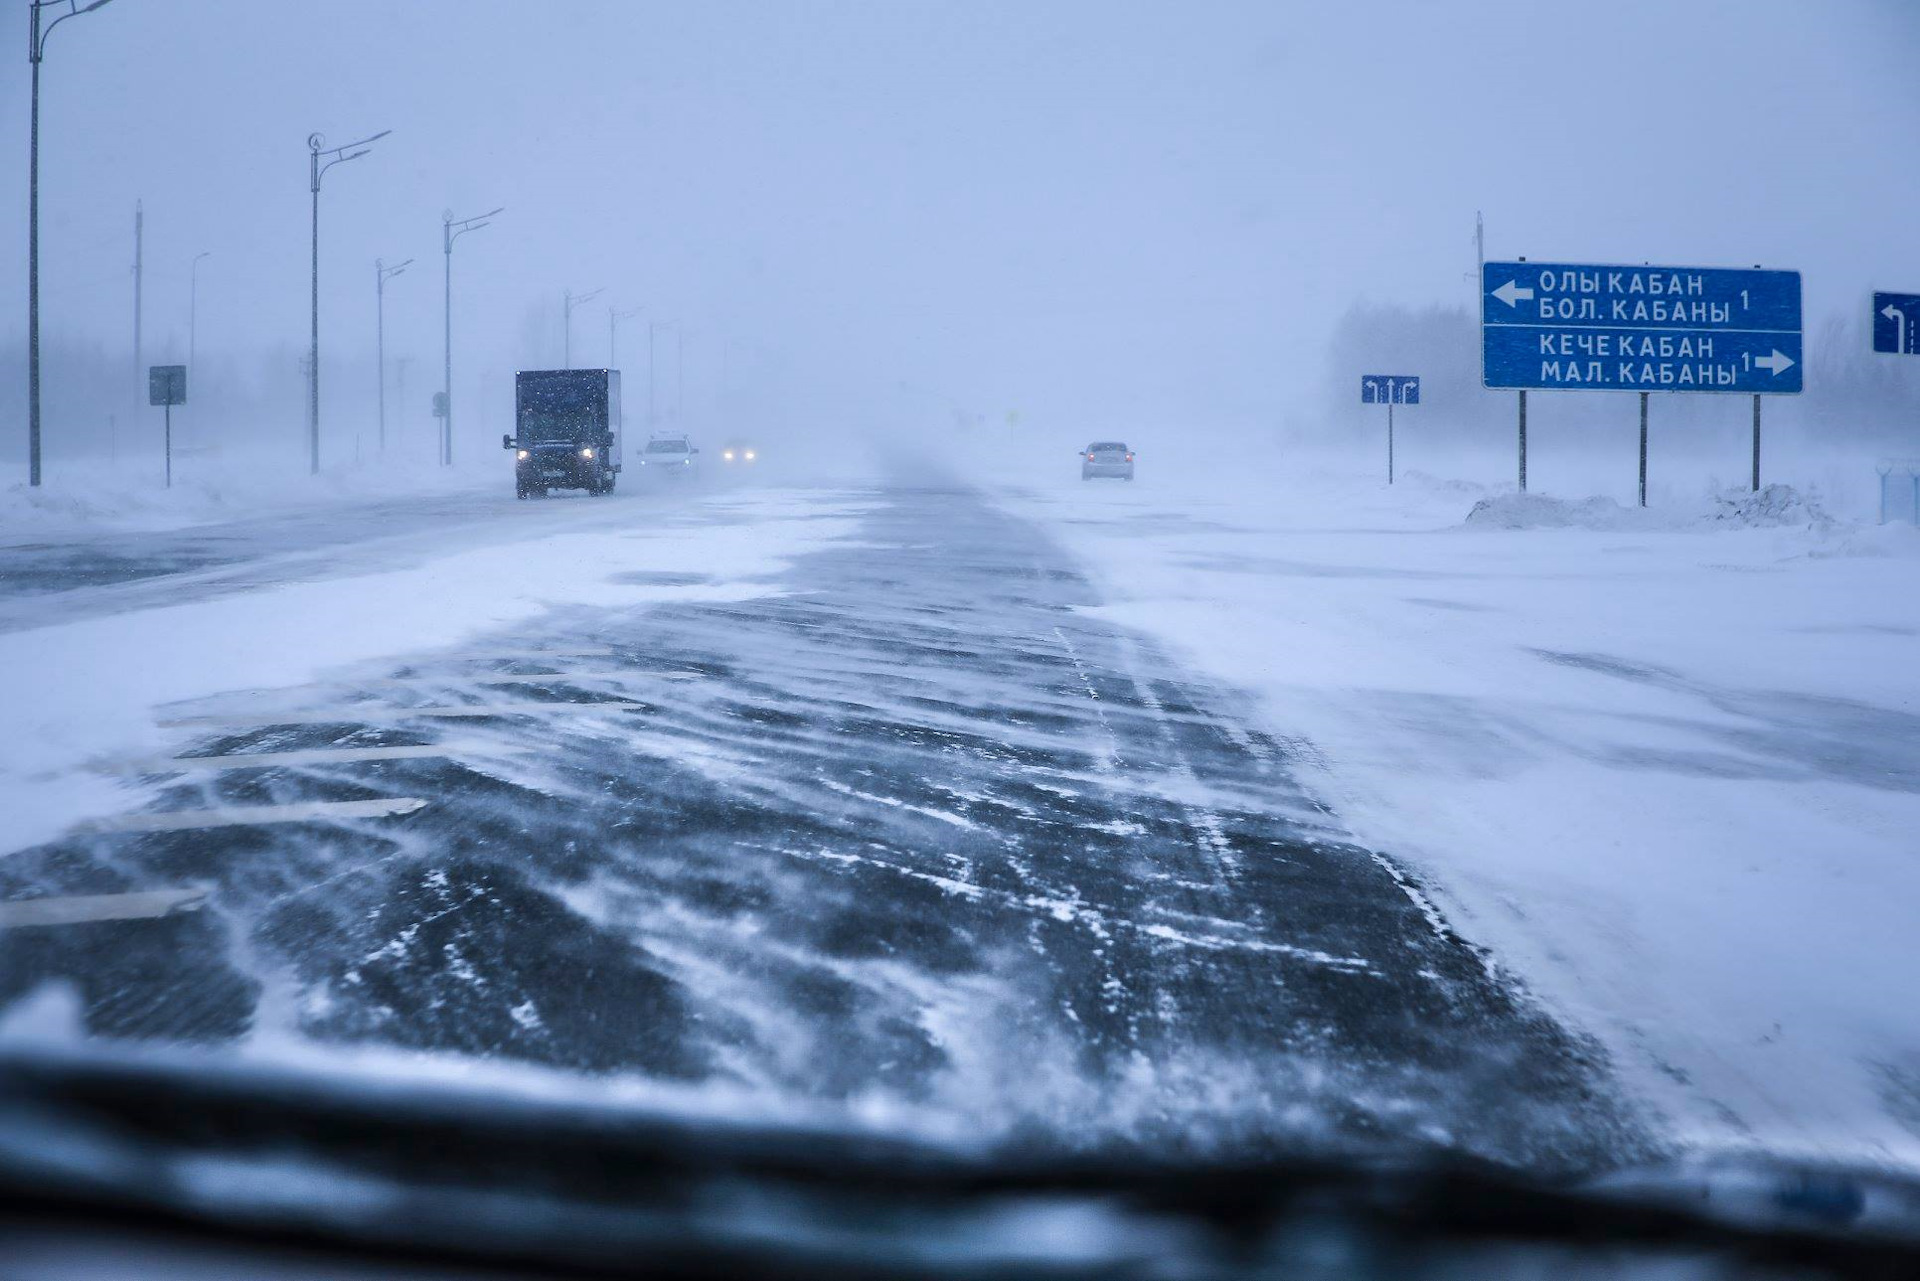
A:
[1482,261,1802,395]
[1873,292,1920,355]
[1362,375,1419,405]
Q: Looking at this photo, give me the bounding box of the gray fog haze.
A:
[6,0,1920,467]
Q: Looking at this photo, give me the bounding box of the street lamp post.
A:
[375,257,411,453]
[189,250,210,372]
[308,128,390,475]
[442,206,502,467]
[609,305,640,369]
[562,287,604,368]
[647,319,675,429]
[26,0,117,488]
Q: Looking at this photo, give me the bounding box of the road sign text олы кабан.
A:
[1482,262,1801,394]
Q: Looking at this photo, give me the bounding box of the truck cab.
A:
[505,369,623,498]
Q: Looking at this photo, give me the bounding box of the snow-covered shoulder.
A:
[969,438,1920,1169]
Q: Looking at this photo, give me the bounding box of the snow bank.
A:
[1463,484,1832,533]
[1463,491,1669,531]
[0,487,871,855]
[1805,519,1920,560]
[0,458,500,537]
[1704,484,1832,530]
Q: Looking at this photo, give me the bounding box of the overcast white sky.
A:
[5,0,1919,430]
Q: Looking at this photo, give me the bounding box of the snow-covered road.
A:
[0,467,1642,1169]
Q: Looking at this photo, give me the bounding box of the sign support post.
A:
[1638,392,1649,507]
[1360,375,1418,485]
[1517,391,1527,492]
[1751,395,1761,492]
[148,364,186,490]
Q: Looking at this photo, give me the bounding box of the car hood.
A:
[0,1039,1917,1279]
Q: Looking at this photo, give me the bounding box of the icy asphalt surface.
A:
[0,472,1647,1168]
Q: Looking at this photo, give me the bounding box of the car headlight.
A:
[723,450,735,461]
[580,447,594,459]
[745,450,756,461]
[683,458,691,465]
[516,449,529,460]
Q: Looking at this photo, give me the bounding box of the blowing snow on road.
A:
[0,466,1651,1171]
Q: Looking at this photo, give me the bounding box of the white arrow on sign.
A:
[1883,303,1910,353]
[1364,379,1379,401]
[1754,349,1795,376]
[1492,280,1534,307]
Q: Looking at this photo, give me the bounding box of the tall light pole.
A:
[131,199,141,396]
[375,257,411,453]
[308,128,390,474]
[188,251,210,372]
[442,206,502,466]
[609,305,640,369]
[562,287,603,368]
[395,355,413,455]
[647,319,675,429]
[26,0,115,487]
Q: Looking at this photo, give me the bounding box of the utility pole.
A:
[647,320,681,425]
[26,0,116,487]
[441,206,503,466]
[376,257,412,453]
[562,287,604,368]
[189,251,210,372]
[395,355,413,454]
[132,199,142,397]
[609,305,640,370]
[677,327,685,422]
[308,129,390,474]
[1464,210,1484,292]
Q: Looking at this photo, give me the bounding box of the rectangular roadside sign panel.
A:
[148,365,187,406]
[1873,292,1920,355]
[1361,375,1419,405]
[1482,262,1801,394]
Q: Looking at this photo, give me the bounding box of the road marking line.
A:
[429,648,615,661]
[0,886,208,929]
[156,702,649,728]
[465,669,702,686]
[106,745,450,774]
[70,797,429,834]
[180,670,703,694]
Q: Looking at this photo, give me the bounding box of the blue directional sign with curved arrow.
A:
[1482,261,1801,394]
[1361,375,1418,405]
[1873,292,1920,355]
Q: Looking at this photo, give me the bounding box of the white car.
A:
[1080,441,1135,481]
[636,434,700,479]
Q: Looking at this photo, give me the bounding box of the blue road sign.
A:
[1482,261,1802,394]
[148,365,186,407]
[1361,375,1419,405]
[1873,292,1920,355]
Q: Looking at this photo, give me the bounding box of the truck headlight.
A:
[516,449,529,460]
[580,447,594,459]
